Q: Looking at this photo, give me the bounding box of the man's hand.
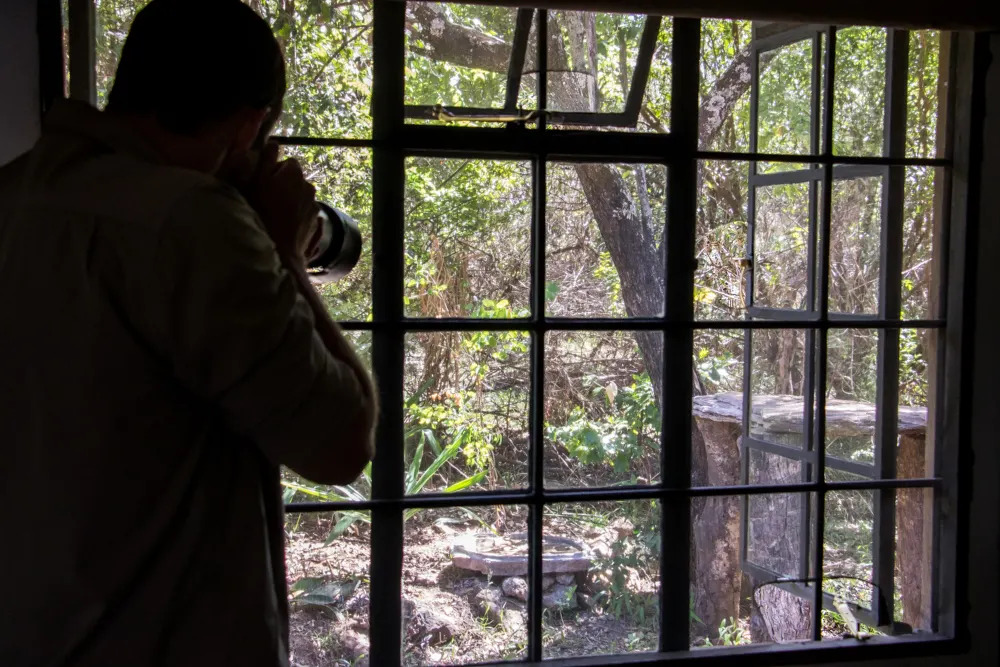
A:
[245,142,321,262]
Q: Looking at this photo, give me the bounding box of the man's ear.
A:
[231,107,271,153]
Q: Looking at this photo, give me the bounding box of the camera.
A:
[306,202,362,284]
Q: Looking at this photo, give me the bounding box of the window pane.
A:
[822,481,882,639]
[833,27,886,157]
[753,178,812,310]
[692,329,745,486]
[286,511,371,666]
[758,39,814,156]
[546,163,665,318]
[825,328,879,468]
[543,13,672,133]
[907,31,945,159]
[748,328,809,446]
[543,501,660,659]
[902,167,943,320]
[699,19,753,152]
[747,492,811,580]
[405,3,531,114]
[93,0,150,106]
[898,328,934,480]
[404,332,530,494]
[829,174,884,316]
[280,331,372,501]
[545,331,662,489]
[696,161,749,320]
[405,158,531,318]
[403,506,529,665]
[266,0,373,138]
[282,146,373,321]
[692,494,815,647]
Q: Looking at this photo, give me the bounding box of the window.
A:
[63,2,962,665]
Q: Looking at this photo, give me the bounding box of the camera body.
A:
[306,202,362,283]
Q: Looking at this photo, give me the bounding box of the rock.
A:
[543,584,579,611]
[403,597,459,647]
[542,575,556,591]
[577,593,594,610]
[556,573,574,585]
[475,584,526,633]
[475,585,508,623]
[501,576,528,601]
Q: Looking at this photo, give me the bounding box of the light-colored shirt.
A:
[0,101,365,666]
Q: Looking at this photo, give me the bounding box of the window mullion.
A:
[527,8,548,662]
[369,1,406,664]
[659,16,700,653]
[811,24,838,641]
[871,27,911,627]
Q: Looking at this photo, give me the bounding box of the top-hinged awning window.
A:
[404,4,666,128]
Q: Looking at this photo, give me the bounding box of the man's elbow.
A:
[295,411,375,486]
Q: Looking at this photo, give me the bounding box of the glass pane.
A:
[405,3,532,114]
[758,39,814,156]
[895,485,932,632]
[747,492,810,579]
[696,161,749,320]
[280,331,372,501]
[543,501,660,658]
[404,158,531,318]
[825,328,879,467]
[282,146,372,321]
[403,506,529,665]
[898,328,933,480]
[748,329,808,446]
[541,13,673,133]
[833,27,886,157]
[748,448,803,485]
[404,332,530,494]
[93,0,150,106]
[286,510,371,666]
[902,167,942,319]
[91,1,375,137]
[692,329,745,486]
[823,479,881,638]
[907,31,945,159]
[545,331,662,489]
[267,0,373,138]
[829,174,883,315]
[753,179,811,310]
[692,494,815,647]
[699,19,753,151]
[546,163,665,318]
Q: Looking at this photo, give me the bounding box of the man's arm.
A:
[139,182,376,486]
[281,255,377,477]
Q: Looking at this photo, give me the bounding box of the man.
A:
[0,1,376,664]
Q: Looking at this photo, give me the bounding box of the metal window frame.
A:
[51,1,980,665]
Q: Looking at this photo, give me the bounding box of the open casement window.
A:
[740,23,936,635]
[57,1,969,664]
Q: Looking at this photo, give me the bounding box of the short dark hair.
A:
[106,0,286,136]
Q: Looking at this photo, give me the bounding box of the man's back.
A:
[0,102,300,667]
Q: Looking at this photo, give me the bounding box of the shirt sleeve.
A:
[139,182,365,471]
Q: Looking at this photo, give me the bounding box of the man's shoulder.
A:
[63,151,241,229]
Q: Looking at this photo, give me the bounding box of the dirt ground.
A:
[283,513,660,667]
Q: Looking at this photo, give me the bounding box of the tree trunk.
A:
[691,420,743,641]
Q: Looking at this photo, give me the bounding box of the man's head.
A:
[106,0,285,171]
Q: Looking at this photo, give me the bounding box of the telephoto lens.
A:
[306,202,362,284]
